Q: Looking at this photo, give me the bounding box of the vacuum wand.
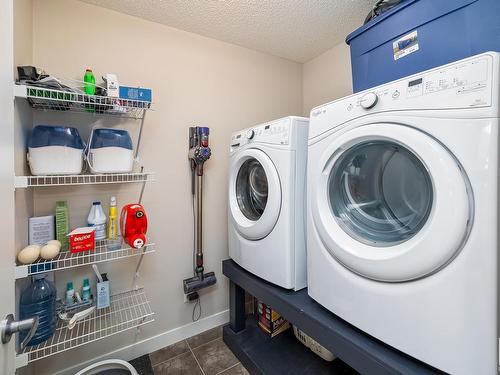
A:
[195,170,203,277]
[184,127,217,295]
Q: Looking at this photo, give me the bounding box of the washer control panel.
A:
[230,120,290,151]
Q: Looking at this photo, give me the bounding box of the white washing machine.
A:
[229,116,309,291]
[307,52,500,374]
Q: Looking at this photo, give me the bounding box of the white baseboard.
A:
[55,309,230,375]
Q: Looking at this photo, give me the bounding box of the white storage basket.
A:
[87,128,134,174]
[293,326,336,362]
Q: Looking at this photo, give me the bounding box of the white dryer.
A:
[229,116,308,290]
[307,52,500,374]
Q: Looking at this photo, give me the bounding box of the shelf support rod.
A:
[134,111,146,162]
[133,246,148,289]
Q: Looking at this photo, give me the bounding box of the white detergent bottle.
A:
[87,201,107,241]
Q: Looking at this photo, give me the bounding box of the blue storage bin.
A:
[28,125,85,175]
[346,0,500,92]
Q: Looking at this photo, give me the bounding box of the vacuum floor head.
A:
[183,272,217,294]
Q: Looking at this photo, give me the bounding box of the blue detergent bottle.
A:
[19,274,57,346]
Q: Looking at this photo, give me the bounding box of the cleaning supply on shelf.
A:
[107,196,121,250]
[108,196,117,239]
[88,201,107,241]
[119,86,152,103]
[84,68,96,95]
[68,227,95,253]
[84,68,97,113]
[29,215,55,245]
[66,281,75,305]
[56,201,70,251]
[93,265,110,309]
[120,204,148,249]
[82,278,91,302]
[87,128,134,174]
[19,274,57,346]
[102,74,119,97]
[28,125,85,175]
[97,273,110,309]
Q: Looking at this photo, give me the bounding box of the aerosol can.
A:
[183,127,217,296]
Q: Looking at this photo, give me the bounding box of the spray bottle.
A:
[107,196,121,250]
[108,196,117,239]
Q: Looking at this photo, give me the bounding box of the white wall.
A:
[1,1,16,374]
[303,43,353,115]
[13,4,35,372]
[14,0,303,373]
[12,1,356,372]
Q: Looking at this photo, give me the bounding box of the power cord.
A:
[192,297,202,322]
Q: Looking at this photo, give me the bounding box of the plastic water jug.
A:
[88,201,107,241]
[19,275,57,346]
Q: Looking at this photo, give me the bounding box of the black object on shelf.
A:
[222,259,442,375]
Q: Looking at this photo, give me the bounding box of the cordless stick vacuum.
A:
[183,127,217,297]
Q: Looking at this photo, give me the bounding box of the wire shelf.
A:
[15,238,155,279]
[14,84,152,119]
[17,288,154,365]
[14,172,155,188]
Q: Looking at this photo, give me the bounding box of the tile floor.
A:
[149,326,249,375]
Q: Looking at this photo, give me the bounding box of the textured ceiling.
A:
[78,0,376,62]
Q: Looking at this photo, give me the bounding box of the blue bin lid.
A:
[29,125,85,149]
[90,128,133,150]
[346,0,416,44]
[345,0,476,45]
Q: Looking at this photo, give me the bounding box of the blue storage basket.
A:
[346,0,500,92]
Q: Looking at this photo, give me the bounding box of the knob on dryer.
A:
[246,129,255,139]
[360,92,378,109]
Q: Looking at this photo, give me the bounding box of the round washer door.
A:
[311,123,472,282]
[229,148,281,240]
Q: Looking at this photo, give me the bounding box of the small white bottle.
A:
[87,201,107,241]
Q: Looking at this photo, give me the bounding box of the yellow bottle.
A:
[108,196,117,240]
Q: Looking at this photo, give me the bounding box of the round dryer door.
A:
[311,123,473,282]
[229,148,281,240]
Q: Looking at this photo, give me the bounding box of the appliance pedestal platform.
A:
[222,259,441,375]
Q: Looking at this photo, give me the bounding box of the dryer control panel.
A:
[230,119,291,152]
[309,52,499,139]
